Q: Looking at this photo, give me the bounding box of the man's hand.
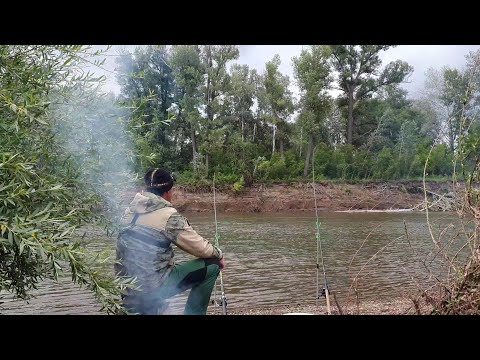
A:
[219,257,225,270]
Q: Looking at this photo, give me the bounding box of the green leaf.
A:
[63,56,75,66]
[35,118,48,125]
[37,245,47,260]
[19,240,25,255]
[0,183,13,192]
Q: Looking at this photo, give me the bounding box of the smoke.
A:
[51,83,138,230]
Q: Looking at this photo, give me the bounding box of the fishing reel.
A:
[211,296,228,307]
[318,285,329,299]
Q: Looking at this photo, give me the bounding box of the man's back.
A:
[115,168,224,315]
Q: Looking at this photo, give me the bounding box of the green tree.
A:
[200,45,240,176]
[441,68,471,151]
[170,45,204,173]
[227,64,256,143]
[260,54,294,157]
[115,46,176,172]
[0,45,133,314]
[329,45,413,145]
[293,45,332,176]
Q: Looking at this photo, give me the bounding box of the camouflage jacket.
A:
[115,191,222,292]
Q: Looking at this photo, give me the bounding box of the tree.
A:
[422,66,471,152]
[170,45,204,172]
[200,45,240,176]
[0,45,133,314]
[442,68,471,151]
[227,64,256,143]
[116,45,174,123]
[260,54,294,157]
[293,45,332,176]
[329,45,413,145]
[115,46,177,172]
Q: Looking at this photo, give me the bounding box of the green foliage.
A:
[232,176,245,193]
[0,45,134,313]
[108,44,480,189]
[256,152,303,181]
[373,147,396,180]
[114,44,467,186]
[410,141,454,177]
[328,45,413,144]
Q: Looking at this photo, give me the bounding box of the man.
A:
[115,168,224,315]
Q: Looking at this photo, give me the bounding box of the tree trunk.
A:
[253,123,256,143]
[205,153,209,178]
[280,138,284,158]
[448,117,455,152]
[347,89,354,145]
[241,116,244,142]
[299,127,303,157]
[272,125,276,155]
[205,46,214,122]
[191,127,197,162]
[303,135,314,177]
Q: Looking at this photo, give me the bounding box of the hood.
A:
[125,191,172,215]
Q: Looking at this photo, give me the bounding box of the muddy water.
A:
[0,211,468,314]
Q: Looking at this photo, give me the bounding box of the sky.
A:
[93,45,480,100]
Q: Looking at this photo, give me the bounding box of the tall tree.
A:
[293,45,332,176]
[329,45,413,145]
[115,46,177,172]
[170,45,204,170]
[423,66,471,151]
[115,45,175,145]
[441,68,471,151]
[200,45,239,175]
[227,64,256,143]
[261,54,294,157]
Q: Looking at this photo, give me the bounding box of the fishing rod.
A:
[212,173,227,315]
[312,147,331,315]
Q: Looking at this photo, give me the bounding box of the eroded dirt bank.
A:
[164,181,456,213]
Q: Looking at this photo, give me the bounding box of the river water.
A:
[1,211,469,314]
